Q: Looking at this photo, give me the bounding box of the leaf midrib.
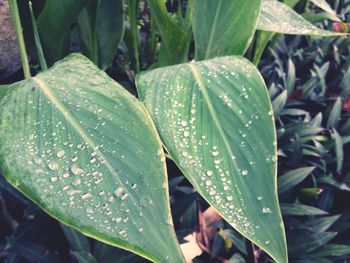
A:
[32,76,170,256]
[188,63,240,173]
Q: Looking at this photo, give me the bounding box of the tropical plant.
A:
[0,0,348,262]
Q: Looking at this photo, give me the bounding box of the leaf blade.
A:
[137,56,288,263]
[258,0,347,36]
[0,54,184,263]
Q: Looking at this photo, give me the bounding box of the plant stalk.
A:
[29,1,48,71]
[8,0,31,79]
[127,0,140,73]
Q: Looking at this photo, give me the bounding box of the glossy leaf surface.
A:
[258,0,346,36]
[191,0,261,60]
[137,56,288,263]
[0,54,184,263]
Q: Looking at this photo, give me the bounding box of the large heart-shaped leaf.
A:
[0,54,184,262]
[137,56,288,263]
[190,0,261,60]
[258,0,346,36]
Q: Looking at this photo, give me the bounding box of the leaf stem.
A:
[29,1,48,71]
[8,0,31,79]
[127,0,140,73]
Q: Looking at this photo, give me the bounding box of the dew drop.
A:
[212,151,219,157]
[209,190,216,196]
[262,207,272,214]
[206,170,214,177]
[183,131,190,137]
[34,157,43,165]
[242,170,248,176]
[48,161,59,171]
[181,120,188,127]
[72,178,82,187]
[71,164,83,175]
[121,193,129,200]
[81,193,92,200]
[205,180,213,186]
[50,176,58,183]
[86,207,94,214]
[63,173,69,178]
[72,156,78,162]
[226,196,233,201]
[257,196,263,201]
[57,150,66,158]
[114,187,123,197]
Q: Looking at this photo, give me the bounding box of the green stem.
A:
[8,0,31,79]
[29,1,48,71]
[127,0,140,73]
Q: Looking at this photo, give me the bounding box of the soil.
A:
[0,0,21,80]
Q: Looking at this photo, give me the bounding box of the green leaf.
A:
[146,0,188,66]
[78,0,125,69]
[37,0,88,63]
[72,251,98,263]
[136,56,287,263]
[313,244,350,257]
[281,203,328,216]
[0,54,184,263]
[60,223,90,252]
[258,0,346,36]
[327,97,342,129]
[272,90,288,117]
[278,166,315,193]
[331,129,344,173]
[190,0,261,60]
[306,215,341,233]
[288,231,337,254]
[309,0,341,22]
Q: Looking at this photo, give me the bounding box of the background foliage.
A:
[1,0,350,262]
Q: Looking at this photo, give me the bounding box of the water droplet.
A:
[81,193,92,200]
[257,196,263,201]
[121,193,129,200]
[34,157,43,165]
[226,196,233,201]
[242,170,248,176]
[181,120,188,127]
[63,173,69,178]
[57,150,66,158]
[212,151,219,157]
[72,178,82,187]
[72,156,78,162]
[209,190,216,196]
[183,131,190,137]
[116,217,122,223]
[262,207,272,214]
[205,180,212,186]
[114,187,123,197]
[50,176,58,183]
[71,164,83,175]
[207,171,213,176]
[86,207,94,214]
[48,161,59,171]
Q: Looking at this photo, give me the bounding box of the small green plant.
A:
[0,0,348,262]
